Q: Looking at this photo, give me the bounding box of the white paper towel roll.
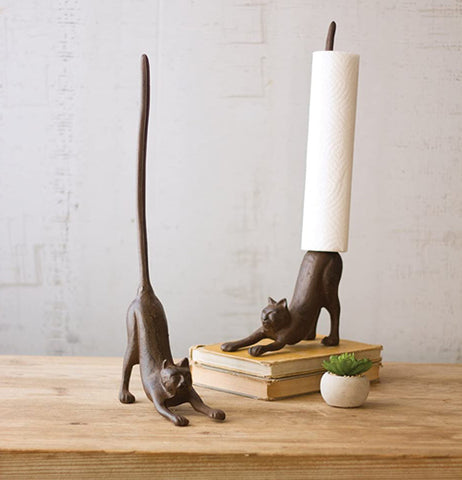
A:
[301,51,359,252]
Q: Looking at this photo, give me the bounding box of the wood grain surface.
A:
[1,356,461,479]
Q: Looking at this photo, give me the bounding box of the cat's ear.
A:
[278,298,288,309]
[268,297,277,305]
[177,357,189,368]
[161,359,168,370]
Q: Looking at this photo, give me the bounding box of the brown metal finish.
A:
[221,251,342,356]
[119,55,225,426]
[325,21,336,51]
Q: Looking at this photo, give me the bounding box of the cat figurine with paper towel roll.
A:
[221,23,357,357]
[221,251,342,356]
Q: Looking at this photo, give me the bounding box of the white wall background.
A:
[1,0,461,362]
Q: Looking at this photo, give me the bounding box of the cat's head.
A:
[260,297,291,333]
[160,357,192,398]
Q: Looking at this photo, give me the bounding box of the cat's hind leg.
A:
[321,254,342,346]
[321,297,340,346]
[119,309,139,404]
[304,307,321,340]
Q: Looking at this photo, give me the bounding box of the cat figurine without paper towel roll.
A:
[119,55,225,427]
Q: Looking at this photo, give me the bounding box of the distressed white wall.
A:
[1,0,461,362]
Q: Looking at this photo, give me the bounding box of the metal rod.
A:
[325,21,336,51]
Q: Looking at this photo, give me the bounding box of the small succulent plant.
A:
[322,353,372,377]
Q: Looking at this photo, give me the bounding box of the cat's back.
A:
[133,287,173,366]
[291,251,342,308]
[299,250,341,280]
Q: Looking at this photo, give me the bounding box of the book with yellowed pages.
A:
[191,362,381,401]
[190,336,382,379]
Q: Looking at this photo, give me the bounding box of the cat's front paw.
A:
[173,415,189,427]
[249,345,265,357]
[209,409,226,421]
[221,342,238,352]
[119,390,136,404]
[321,335,339,347]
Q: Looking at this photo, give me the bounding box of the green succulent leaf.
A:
[322,353,372,376]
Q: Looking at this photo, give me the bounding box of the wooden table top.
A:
[1,355,461,479]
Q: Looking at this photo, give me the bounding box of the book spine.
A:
[191,363,381,401]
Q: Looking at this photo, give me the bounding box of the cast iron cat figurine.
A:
[119,55,225,426]
[221,251,342,356]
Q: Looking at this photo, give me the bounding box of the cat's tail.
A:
[137,54,151,288]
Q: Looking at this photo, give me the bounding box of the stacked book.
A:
[190,336,383,400]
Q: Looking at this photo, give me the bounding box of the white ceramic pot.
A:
[320,372,370,408]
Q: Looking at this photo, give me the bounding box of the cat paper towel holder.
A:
[221,21,358,357]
